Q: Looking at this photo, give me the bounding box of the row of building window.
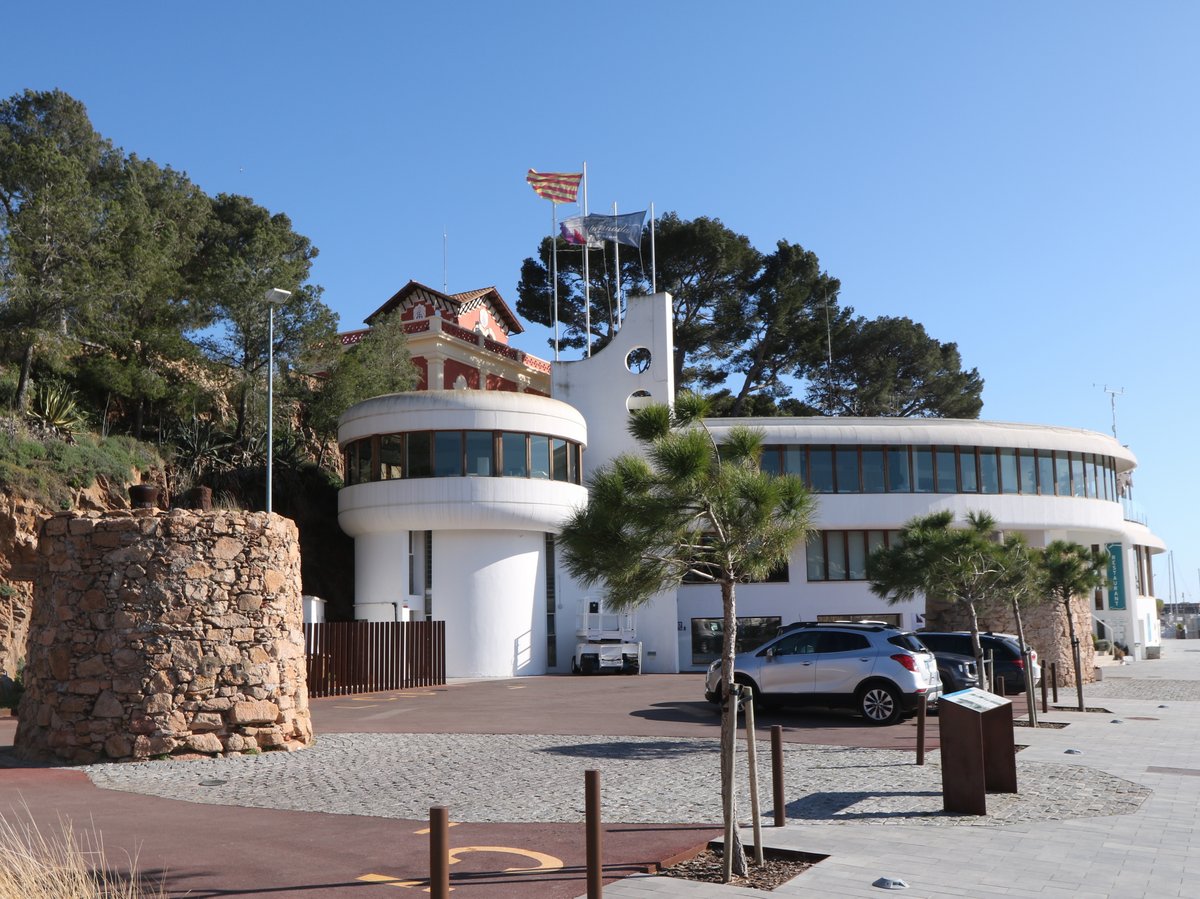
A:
[806,530,903,582]
[760,444,1120,501]
[343,431,584,485]
[344,435,1122,502]
[687,531,1153,598]
[677,530,899,585]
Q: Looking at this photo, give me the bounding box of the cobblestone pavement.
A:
[1085,676,1200,701]
[81,732,1148,827]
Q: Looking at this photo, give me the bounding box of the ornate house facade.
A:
[339,280,551,395]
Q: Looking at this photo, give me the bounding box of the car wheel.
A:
[858,683,902,725]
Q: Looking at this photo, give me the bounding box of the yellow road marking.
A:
[356,873,433,890]
[414,822,460,834]
[448,845,563,872]
[356,845,564,891]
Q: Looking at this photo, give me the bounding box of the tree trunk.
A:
[235,381,249,443]
[1011,599,1037,726]
[719,579,746,881]
[967,601,986,686]
[1063,595,1085,711]
[14,340,35,412]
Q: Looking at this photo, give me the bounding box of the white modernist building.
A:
[339,291,1165,676]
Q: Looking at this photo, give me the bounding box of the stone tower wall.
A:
[925,592,1097,685]
[15,509,312,763]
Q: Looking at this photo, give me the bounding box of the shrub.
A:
[0,809,164,898]
[0,430,162,509]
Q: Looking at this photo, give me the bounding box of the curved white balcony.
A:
[339,476,586,536]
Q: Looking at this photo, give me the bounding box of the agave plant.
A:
[166,419,234,490]
[27,383,88,442]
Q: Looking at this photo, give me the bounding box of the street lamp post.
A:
[264,288,292,514]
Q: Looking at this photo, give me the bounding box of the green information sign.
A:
[1106,542,1126,610]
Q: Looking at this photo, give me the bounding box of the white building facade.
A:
[338,292,1166,676]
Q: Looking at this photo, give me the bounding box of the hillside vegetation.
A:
[0,88,424,620]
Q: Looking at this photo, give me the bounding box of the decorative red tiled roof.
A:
[365,280,524,335]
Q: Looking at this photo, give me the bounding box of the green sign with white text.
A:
[1106,543,1126,610]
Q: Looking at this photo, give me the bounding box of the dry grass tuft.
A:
[0,809,164,899]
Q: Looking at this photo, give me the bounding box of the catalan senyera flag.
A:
[526,169,583,204]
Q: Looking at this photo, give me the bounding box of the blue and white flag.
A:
[561,211,646,249]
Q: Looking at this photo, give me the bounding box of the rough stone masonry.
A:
[14,509,313,763]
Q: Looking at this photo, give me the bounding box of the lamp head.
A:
[264,287,292,305]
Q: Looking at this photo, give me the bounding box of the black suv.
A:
[916,632,1040,693]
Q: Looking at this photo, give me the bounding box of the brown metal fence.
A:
[304,620,446,698]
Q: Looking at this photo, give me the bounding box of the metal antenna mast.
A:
[1104,385,1125,440]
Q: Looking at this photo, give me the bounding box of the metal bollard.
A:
[429,806,450,899]
[586,769,603,898]
[916,694,927,766]
[996,675,1006,697]
[1041,670,1049,714]
[1051,663,1058,703]
[771,725,785,827]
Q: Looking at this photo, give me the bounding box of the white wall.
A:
[552,292,674,471]
[434,529,546,677]
[354,530,410,621]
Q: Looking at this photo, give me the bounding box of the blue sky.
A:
[7,2,1198,601]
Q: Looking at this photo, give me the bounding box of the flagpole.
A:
[582,161,591,357]
[551,202,559,361]
[613,201,622,329]
[650,201,657,295]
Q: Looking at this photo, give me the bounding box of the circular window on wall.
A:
[625,347,652,373]
[626,390,653,411]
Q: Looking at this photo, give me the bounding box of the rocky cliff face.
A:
[0,493,41,677]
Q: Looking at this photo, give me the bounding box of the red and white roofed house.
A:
[340,280,551,395]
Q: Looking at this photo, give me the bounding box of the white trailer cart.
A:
[572,601,642,674]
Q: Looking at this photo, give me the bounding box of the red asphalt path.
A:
[0,739,715,897]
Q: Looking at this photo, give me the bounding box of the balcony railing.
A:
[404,317,551,375]
[1121,497,1148,526]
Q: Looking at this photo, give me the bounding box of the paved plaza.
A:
[63,641,1200,897]
[6,641,1199,897]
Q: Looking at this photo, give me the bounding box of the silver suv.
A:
[704,622,942,725]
